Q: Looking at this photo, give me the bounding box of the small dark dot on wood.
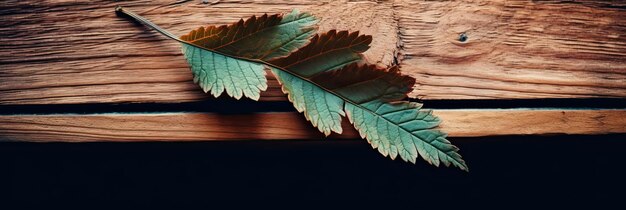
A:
[459,32,468,42]
[203,0,220,4]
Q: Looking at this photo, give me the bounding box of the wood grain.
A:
[397,0,626,99]
[1,109,624,142]
[1,0,624,104]
[0,0,397,104]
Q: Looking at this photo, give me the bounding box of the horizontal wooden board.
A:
[1,0,624,104]
[1,109,624,142]
[0,0,396,104]
[396,0,626,99]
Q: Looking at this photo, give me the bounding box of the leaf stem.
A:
[115,6,183,43]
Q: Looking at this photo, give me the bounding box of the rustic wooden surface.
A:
[1,0,625,141]
[396,0,626,99]
[1,109,624,141]
[1,0,625,105]
[0,0,398,104]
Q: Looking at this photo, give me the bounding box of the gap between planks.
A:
[0,109,624,142]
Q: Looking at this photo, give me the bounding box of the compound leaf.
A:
[116,7,467,171]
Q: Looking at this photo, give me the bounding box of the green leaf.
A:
[116,7,467,171]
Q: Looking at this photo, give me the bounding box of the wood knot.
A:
[458,32,468,42]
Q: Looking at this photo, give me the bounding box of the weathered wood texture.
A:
[1,109,624,141]
[1,0,624,105]
[397,0,626,99]
[0,0,397,104]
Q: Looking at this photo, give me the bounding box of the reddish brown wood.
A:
[1,109,624,141]
[1,0,624,104]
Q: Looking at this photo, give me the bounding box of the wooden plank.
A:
[396,0,626,99]
[0,0,397,104]
[1,109,624,142]
[1,0,624,104]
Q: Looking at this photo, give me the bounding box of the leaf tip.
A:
[460,164,470,172]
[323,130,331,137]
[249,94,261,101]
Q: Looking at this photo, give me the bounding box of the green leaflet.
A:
[269,30,371,77]
[345,101,467,171]
[116,7,468,171]
[272,69,345,136]
[180,10,318,100]
[181,44,267,100]
[261,10,318,60]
